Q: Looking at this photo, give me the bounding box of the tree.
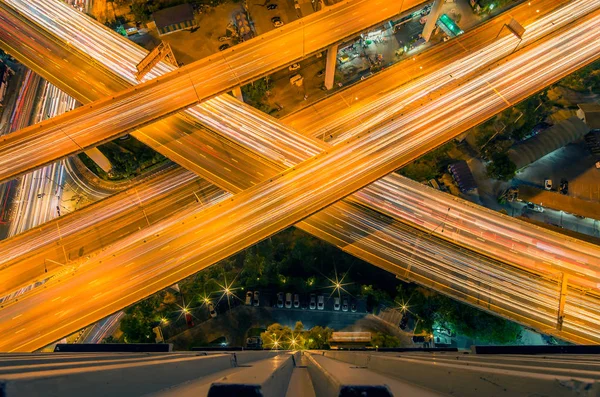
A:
[101,335,120,344]
[487,152,517,181]
[370,332,401,348]
[305,326,333,349]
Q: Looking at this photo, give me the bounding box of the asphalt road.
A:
[1,12,600,352]
[0,0,430,184]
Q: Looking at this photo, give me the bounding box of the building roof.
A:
[507,117,589,169]
[153,4,194,30]
[448,161,477,192]
[577,103,600,129]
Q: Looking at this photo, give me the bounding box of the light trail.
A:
[1,11,599,351]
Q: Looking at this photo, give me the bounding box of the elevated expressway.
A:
[1,9,600,351]
[0,0,597,303]
[1,0,598,289]
[0,0,432,184]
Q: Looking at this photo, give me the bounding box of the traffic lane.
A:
[283,0,577,138]
[0,0,432,183]
[1,2,600,350]
[0,2,127,101]
[5,27,600,351]
[3,0,596,290]
[0,172,225,296]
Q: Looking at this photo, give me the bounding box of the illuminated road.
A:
[1,0,600,340]
[0,0,431,184]
[2,0,598,289]
[1,14,600,351]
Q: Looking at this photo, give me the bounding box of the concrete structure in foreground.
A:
[1,348,599,396]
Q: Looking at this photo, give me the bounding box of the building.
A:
[448,160,477,192]
[329,332,372,349]
[153,4,196,36]
[507,116,590,170]
[577,103,600,130]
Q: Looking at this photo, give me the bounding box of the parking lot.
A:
[514,142,600,203]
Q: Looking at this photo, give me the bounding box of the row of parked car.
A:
[244,290,357,312]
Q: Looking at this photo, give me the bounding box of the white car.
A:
[245,291,253,305]
[208,303,217,318]
[288,63,301,71]
[273,20,284,27]
[342,297,349,312]
[277,292,284,308]
[285,293,292,309]
[333,297,340,311]
[544,179,553,190]
[253,291,260,307]
[317,295,325,310]
[309,294,316,310]
[293,294,300,308]
[596,161,600,169]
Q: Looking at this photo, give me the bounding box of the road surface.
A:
[1,14,599,351]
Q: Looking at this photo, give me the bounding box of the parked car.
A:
[526,202,544,213]
[309,294,317,310]
[342,297,349,312]
[273,19,284,27]
[596,161,600,169]
[317,295,325,310]
[350,300,357,313]
[285,292,293,309]
[245,291,253,305]
[253,291,260,307]
[289,63,301,71]
[219,43,230,51]
[277,292,284,308]
[316,69,325,78]
[560,179,568,195]
[293,294,300,308]
[267,3,278,10]
[544,179,553,190]
[208,303,217,318]
[271,16,281,23]
[333,297,340,311]
[218,36,230,42]
[289,74,303,86]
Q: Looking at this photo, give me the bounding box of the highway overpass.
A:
[1,13,600,351]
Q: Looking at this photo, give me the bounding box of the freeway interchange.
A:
[0,0,600,350]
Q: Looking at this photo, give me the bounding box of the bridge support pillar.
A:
[422,0,444,42]
[324,43,339,90]
[232,86,244,102]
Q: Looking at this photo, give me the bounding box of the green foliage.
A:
[260,323,308,350]
[396,284,522,344]
[559,59,600,93]
[91,137,166,180]
[120,294,164,343]
[241,79,271,113]
[260,322,333,350]
[487,152,516,181]
[370,332,401,348]
[399,142,455,181]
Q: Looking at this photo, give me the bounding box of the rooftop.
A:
[153,4,194,30]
